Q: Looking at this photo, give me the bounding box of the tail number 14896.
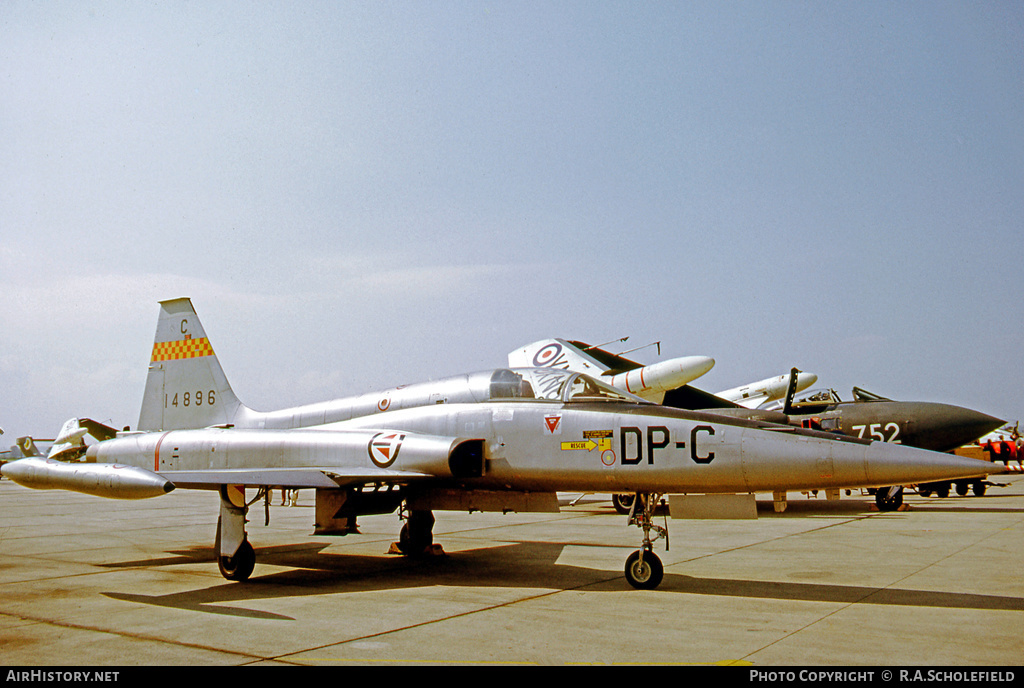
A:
[166,390,217,407]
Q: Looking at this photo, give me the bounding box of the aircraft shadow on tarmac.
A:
[577,492,1024,517]
[754,498,1024,517]
[101,539,1024,621]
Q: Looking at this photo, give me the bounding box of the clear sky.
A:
[2,1,1022,443]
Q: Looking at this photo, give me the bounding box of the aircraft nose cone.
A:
[914,406,1004,452]
[949,408,1003,438]
[962,410,1005,440]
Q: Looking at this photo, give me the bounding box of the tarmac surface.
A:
[0,473,1022,667]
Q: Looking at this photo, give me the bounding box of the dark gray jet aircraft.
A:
[766,385,1003,501]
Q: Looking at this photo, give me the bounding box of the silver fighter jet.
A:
[1,299,997,589]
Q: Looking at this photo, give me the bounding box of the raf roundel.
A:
[532,342,562,367]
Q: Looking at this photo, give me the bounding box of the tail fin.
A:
[137,298,249,431]
[508,338,613,374]
[47,418,89,460]
[16,436,42,457]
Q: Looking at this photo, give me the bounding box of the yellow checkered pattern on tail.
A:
[151,337,214,362]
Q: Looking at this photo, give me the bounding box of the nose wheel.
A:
[625,547,663,589]
[624,493,668,590]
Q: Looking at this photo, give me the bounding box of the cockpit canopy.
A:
[760,387,892,412]
[760,387,841,411]
[485,368,648,404]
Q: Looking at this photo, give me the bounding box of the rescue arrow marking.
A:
[561,440,597,451]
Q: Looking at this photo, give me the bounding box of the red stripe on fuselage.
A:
[154,432,171,471]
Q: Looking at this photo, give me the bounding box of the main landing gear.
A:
[210,485,665,589]
[218,538,256,581]
[612,493,635,515]
[874,485,904,512]
[624,493,668,590]
[216,485,260,581]
[396,508,436,556]
[212,485,442,581]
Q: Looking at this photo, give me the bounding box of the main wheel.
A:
[612,493,636,515]
[624,549,664,590]
[875,486,903,512]
[218,539,255,581]
[972,480,987,497]
[397,510,435,555]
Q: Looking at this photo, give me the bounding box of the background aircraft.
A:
[511,338,813,422]
[1,436,52,468]
[516,341,1003,511]
[774,386,1003,453]
[716,371,819,408]
[764,384,1003,501]
[508,338,714,403]
[1,300,996,589]
[0,419,115,468]
[974,423,1023,472]
[44,417,117,461]
[1,436,44,463]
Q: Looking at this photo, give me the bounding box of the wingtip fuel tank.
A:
[0,457,174,500]
[607,355,716,399]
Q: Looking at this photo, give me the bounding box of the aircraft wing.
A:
[159,466,436,490]
[734,394,771,409]
[78,427,485,499]
[662,385,743,410]
[79,418,118,441]
[565,340,644,374]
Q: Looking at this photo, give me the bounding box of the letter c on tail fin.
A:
[137,298,249,431]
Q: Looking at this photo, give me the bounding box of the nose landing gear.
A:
[624,493,668,590]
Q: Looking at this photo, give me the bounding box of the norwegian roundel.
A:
[368,432,406,468]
